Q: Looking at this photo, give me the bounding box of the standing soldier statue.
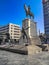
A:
[21,27,30,43]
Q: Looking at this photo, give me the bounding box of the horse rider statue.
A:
[24,4,34,19]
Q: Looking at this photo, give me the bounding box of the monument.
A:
[19,4,40,45]
[0,4,42,55]
[24,4,34,19]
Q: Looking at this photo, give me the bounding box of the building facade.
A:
[43,0,49,38]
[22,18,37,38]
[0,23,21,41]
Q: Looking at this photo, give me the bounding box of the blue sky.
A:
[0,0,44,33]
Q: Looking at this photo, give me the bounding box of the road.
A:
[0,50,49,65]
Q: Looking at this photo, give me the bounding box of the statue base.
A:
[19,36,41,46]
[19,36,30,45]
[19,18,41,45]
[29,36,41,45]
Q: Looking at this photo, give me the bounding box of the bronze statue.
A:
[24,4,34,19]
[21,26,30,43]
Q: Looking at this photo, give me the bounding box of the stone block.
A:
[29,37,41,45]
[27,45,42,55]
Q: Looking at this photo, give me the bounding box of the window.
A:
[11,36,12,39]
[11,33,12,35]
[11,30,12,32]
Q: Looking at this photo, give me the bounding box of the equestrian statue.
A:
[24,4,34,19]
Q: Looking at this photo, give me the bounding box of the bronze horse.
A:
[24,4,34,19]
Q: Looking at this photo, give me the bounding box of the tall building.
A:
[43,0,49,38]
[0,23,21,41]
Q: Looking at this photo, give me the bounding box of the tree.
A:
[39,34,47,44]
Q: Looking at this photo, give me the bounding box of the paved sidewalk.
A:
[0,50,49,65]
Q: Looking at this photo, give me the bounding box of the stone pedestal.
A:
[27,45,42,55]
[19,18,38,45]
[30,37,41,45]
[19,36,28,45]
[22,18,37,38]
